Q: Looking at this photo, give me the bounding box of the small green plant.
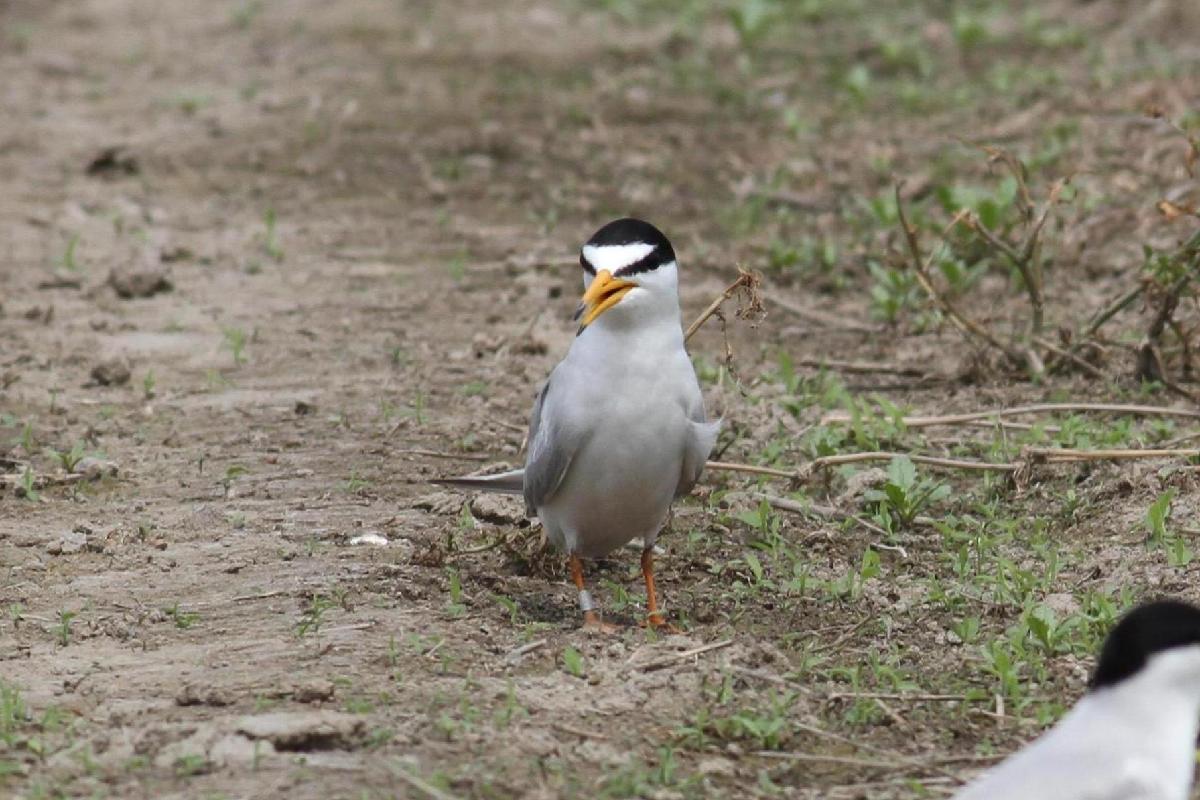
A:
[230,1,264,30]
[60,234,81,271]
[1144,489,1191,566]
[164,602,199,630]
[493,594,520,624]
[142,370,157,399]
[406,391,427,426]
[952,616,981,644]
[296,594,334,638]
[446,252,467,282]
[734,499,785,557]
[16,421,35,454]
[0,680,28,747]
[47,441,86,473]
[561,646,584,678]
[445,569,465,617]
[980,638,1022,702]
[55,610,76,646]
[15,465,38,502]
[341,471,370,493]
[263,208,283,261]
[865,456,951,532]
[727,0,777,51]
[174,754,207,777]
[823,547,881,602]
[221,464,247,496]
[867,261,920,323]
[1145,489,1174,544]
[221,327,248,365]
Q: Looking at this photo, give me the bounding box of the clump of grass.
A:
[221,327,248,365]
[263,208,283,261]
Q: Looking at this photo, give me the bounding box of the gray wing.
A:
[521,375,579,515]
[675,404,721,499]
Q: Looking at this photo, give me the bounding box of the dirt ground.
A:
[3,1,1200,798]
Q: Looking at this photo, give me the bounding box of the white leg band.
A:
[578,590,596,613]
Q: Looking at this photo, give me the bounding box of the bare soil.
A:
[2,1,1200,799]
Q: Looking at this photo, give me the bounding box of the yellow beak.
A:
[573,269,636,334]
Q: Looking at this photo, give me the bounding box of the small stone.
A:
[86,146,139,177]
[291,679,335,704]
[469,493,525,525]
[47,527,89,555]
[91,357,131,386]
[209,734,273,767]
[236,711,364,751]
[73,456,118,481]
[348,531,388,547]
[837,467,889,506]
[160,245,194,262]
[176,683,234,707]
[108,265,172,299]
[411,491,463,516]
[1042,592,1082,618]
[696,757,736,778]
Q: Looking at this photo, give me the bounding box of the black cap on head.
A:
[579,217,676,276]
[1090,599,1200,690]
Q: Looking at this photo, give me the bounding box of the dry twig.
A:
[632,638,734,672]
[683,267,764,343]
[895,189,1029,370]
[820,401,1200,428]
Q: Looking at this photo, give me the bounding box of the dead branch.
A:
[895,187,1032,371]
[1073,282,1147,345]
[760,493,893,539]
[1138,270,1193,385]
[793,357,927,377]
[958,176,1068,338]
[684,267,764,343]
[1032,336,1103,378]
[820,401,1200,428]
[768,292,880,334]
[708,445,1200,484]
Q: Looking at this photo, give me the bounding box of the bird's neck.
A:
[585,310,684,349]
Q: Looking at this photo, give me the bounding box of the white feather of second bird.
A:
[954,645,1200,800]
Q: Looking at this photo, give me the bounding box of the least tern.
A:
[953,599,1200,800]
[436,218,720,630]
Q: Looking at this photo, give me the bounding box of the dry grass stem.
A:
[684,267,764,343]
[821,402,1200,428]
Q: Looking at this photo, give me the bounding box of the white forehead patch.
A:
[581,242,655,273]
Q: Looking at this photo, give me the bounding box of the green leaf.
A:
[562,646,584,678]
[860,548,881,580]
[887,455,916,491]
[744,551,765,584]
[1146,489,1175,541]
[884,484,908,509]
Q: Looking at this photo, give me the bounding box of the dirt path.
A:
[3,2,1200,799]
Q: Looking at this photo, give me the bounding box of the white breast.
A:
[538,318,700,558]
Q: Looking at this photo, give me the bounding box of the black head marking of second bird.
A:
[1090,599,1200,690]
[579,218,676,277]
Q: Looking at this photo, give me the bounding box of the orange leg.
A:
[641,548,680,632]
[570,555,617,631]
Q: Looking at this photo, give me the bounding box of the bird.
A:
[435,218,720,631]
[952,598,1200,800]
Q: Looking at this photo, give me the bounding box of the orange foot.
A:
[582,610,622,634]
[641,614,682,634]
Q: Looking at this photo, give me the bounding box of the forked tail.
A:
[431,468,525,495]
